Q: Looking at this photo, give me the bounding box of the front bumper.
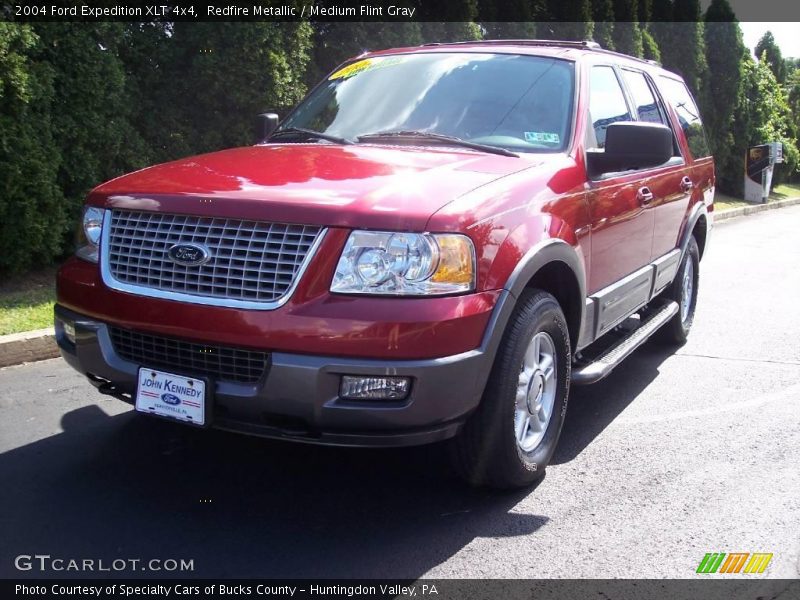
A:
[54,305,493,447]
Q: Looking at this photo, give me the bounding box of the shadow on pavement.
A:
[0,404,546,579]
[553,340,676,465]
[0,339,679,579]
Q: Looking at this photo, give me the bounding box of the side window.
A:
[657,76,711,159]
[622,69,665,124]
[623,69,681,157]
[588,66,633,149]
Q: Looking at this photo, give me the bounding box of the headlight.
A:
[75,206,105,263]
[331,231,475,295]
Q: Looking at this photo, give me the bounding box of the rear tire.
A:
[449,290,571,489]
[658,236,700,345]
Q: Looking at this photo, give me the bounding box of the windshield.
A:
[279,52,576,153]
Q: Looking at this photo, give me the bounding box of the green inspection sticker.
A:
[524,131,560,144]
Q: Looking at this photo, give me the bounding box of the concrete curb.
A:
[0,328,59,369]
[1,195,798,368]
[714,196,800,222]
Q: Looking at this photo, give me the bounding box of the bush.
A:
[1,14,799,275]
[0,24,66,274]
[720,55,799,195]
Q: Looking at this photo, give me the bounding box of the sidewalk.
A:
[0,328,59,368]
[713,196,800,222]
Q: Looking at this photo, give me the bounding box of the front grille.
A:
[110,327,268,384]
[105,210,322,305]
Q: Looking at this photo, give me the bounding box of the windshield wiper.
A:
[356,130,519,157]
[269,127,354,145]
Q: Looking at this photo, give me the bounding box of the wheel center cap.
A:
[527,371,545,413]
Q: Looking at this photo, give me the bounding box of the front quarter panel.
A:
[426,155,591,294]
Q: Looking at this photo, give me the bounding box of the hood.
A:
[91,144,543,231]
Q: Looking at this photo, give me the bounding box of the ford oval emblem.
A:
[161,393,181,405]
[167,243,211,267]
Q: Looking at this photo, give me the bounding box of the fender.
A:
[478,238,587,359]
[504,238,587,302]
[679,201,709,260]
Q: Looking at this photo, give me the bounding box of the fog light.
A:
[340,375,411,401]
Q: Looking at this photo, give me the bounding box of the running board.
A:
[572,300,679,385]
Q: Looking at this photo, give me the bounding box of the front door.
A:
[585,65,655,293]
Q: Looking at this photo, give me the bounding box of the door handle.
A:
[680,176,694,192]
[637,187,654,205]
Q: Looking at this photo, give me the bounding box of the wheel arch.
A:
[680,202,709,261]
[692,213,708,260]
[499,239,586,354]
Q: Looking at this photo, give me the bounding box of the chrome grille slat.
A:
[109,327,268,384]
[104,210,322,306]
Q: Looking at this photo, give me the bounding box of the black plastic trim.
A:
[53,305,493,448]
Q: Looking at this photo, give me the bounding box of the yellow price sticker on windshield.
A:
[329,56,405,80]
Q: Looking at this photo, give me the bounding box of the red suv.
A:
[55,40,714,488]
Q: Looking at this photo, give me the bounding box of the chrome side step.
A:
[572,300,679,385]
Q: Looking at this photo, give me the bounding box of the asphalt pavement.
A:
[1,206,798,579]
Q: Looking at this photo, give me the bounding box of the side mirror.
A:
[256,112,279,143]
[587,121,673,177]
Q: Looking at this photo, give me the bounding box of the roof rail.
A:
[422,39,602,50]
[418,39,667,69]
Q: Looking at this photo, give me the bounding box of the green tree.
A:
[649,0,673,64]
[723,55,799,194]
[650,0,672,21]
[307,22,423,86]
[638,0,652,22]
[117,22,178,164]
[636,0,660,61]
[611,0,644,57]
[754,31,788,84]
[0,23,65,273]
[702,0,746,189]
[478,0,540,39]
[654,0,706,97]
[590,0,615,49]
[32,23,147,223]
[538,0,593,41]
[788,67,800,180]
[641,29,661,61]
[480,22,538,40]
[418,0,482,43]
[788,65,800,134]
[419,22,482,44]
[150,22,313,157]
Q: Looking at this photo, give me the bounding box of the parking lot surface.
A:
[1,206,798,579]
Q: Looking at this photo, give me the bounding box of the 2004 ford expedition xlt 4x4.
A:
[55,39,714,488]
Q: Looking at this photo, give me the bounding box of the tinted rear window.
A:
[657,76,711,159]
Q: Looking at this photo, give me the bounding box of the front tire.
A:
[449,290,571,489]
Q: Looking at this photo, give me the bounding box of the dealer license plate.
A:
[135,368,206,426]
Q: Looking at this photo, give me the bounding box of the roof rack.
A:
[421,39,664,68]
[423,39,601,50]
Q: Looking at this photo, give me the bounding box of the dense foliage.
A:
[0,1,799,273]
[702,0,746,193]
[0,23,64,273]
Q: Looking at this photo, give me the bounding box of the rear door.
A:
[619,68,691,261]
[652,75,714,257]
